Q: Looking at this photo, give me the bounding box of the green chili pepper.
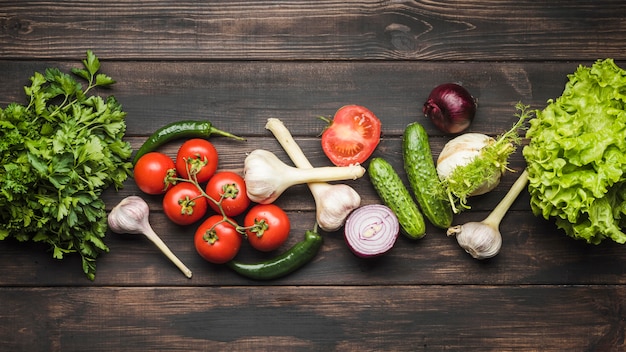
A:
[226,225,323,280]
[133,120,245,164]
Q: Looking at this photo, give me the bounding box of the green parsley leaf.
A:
[0,51,132,280]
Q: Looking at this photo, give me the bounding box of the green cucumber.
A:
[402,122,453,228]
[368,157,426,239]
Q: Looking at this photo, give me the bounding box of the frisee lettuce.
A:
[442,103,532,213]
[0,51,133,279]
[523,58,626,244]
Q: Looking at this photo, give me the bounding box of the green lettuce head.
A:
[523,58,626,244]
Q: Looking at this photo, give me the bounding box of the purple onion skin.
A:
[423,83,477,134]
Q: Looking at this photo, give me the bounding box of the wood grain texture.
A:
[1,1,625,61]
[0,286,623,351]
[0,60,605,137]
[1,1,626,350]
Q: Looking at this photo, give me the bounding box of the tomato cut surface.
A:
[321,105,381,166]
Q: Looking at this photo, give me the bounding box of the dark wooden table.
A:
[1,1,625,351]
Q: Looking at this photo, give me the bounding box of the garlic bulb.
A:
[447,223,502,259]
[244,149,365,204]
[446,169,529,260]
[437,133,500,196]
[309,183,361,231]
[264,118,361,231]
[108,196,193,278]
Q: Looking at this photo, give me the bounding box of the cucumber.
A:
[368,157,426,239]
[402,122,453,228]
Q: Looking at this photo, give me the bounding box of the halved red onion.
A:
[344,204,400,258]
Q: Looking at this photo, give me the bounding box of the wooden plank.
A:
[0,59,603,216]
[0,286,623,351]
[1,1,625,61]
[0,60,610,138]
[1,209,624,287]
[2,1,625,351]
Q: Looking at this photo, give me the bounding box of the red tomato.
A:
[194,215,242,264]
[205,171,250,217]
[175,139,218,183]
[133,152,176,195]
[244,204,291,252]
[163,182,208,225]
[320,105,382,166]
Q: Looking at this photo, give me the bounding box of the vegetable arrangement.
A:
[123,96,533,275]
[130,133,302,274]
[121,60,626,276]
[524,59,626,244]
[0,51,133,280]
[124,115,345,279]
[10,53,620,280]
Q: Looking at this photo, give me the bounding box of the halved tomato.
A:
[320,105,381,166]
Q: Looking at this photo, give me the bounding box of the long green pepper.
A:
[227,225,323,280]
[133,120,245,164]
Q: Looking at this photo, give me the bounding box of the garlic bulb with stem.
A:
[264,117,361,232]
[446,169,529,259]
[108,196,193,278]
[243,149,365,204]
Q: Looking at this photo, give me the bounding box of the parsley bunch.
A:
[0,51,133,280]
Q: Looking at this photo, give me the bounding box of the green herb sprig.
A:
[0,51,132,280]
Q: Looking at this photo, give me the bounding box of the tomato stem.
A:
[247,219,269,238]
[169,168,246,237]
[316,115,332,136]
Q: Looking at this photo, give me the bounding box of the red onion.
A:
[423,83,477,134]
[344,204,400,258]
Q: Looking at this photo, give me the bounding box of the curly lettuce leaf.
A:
[523,58,626,244]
